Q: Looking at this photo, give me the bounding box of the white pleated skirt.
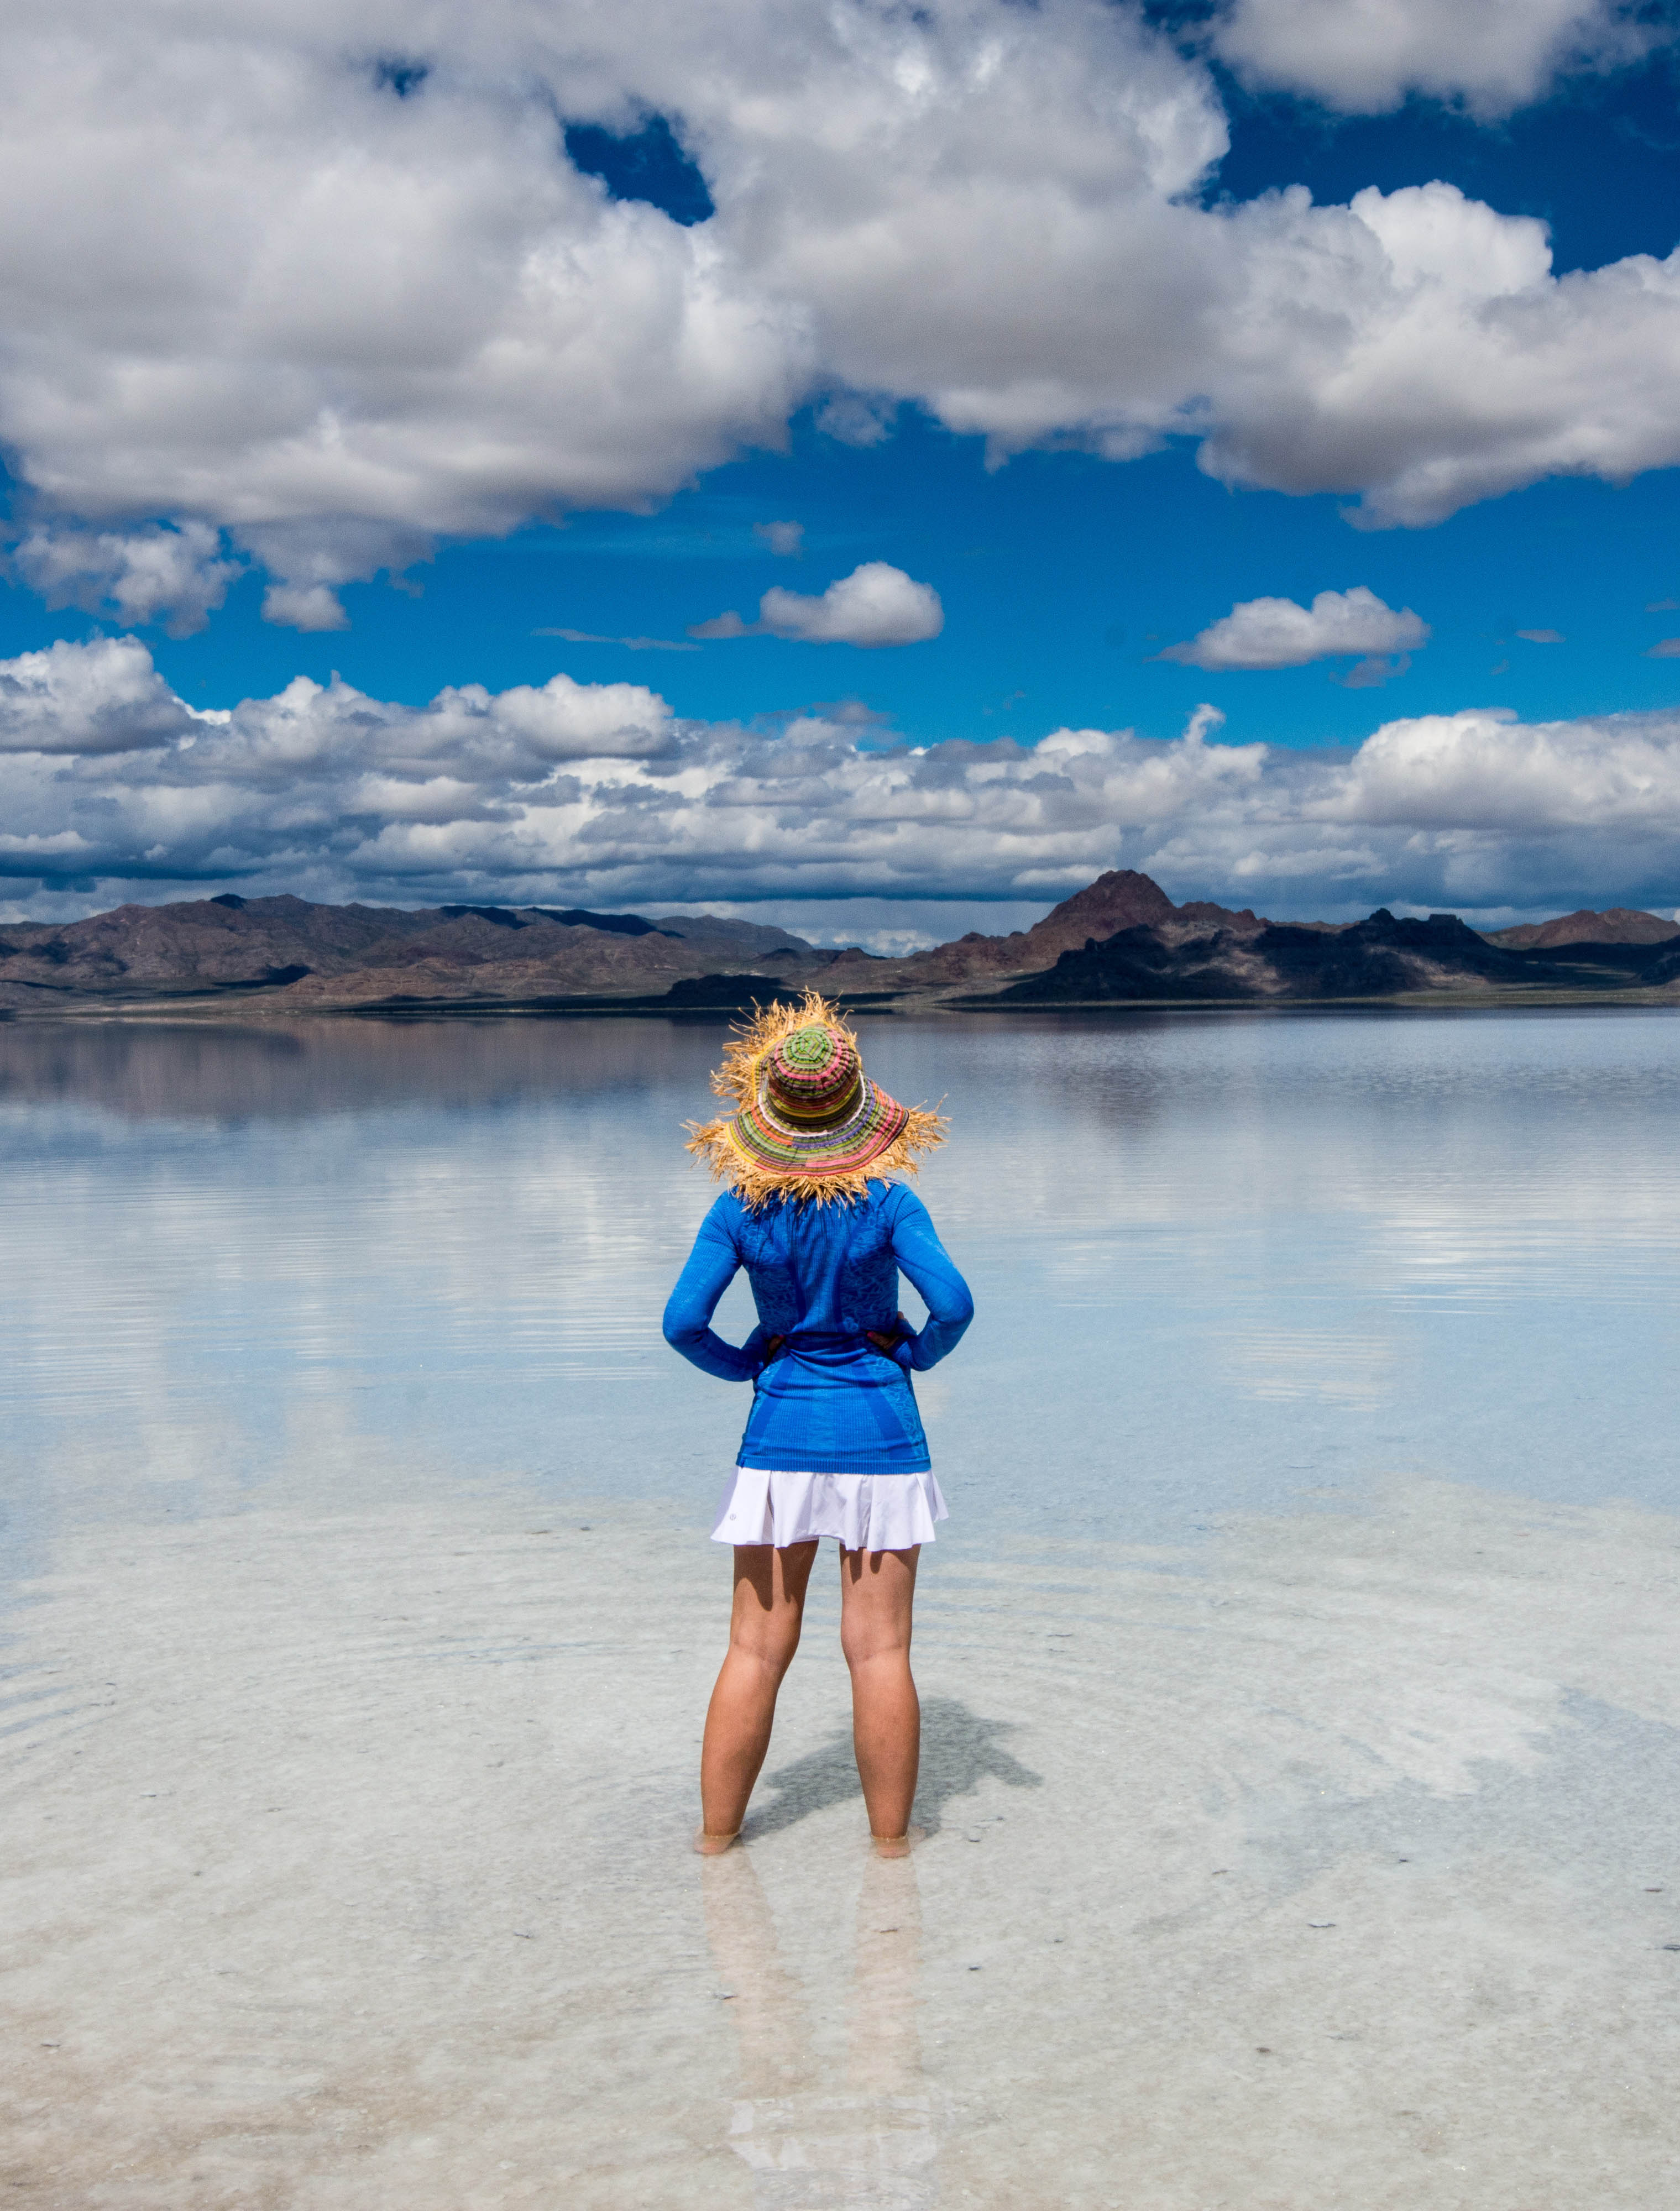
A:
[711,1466,949,1551]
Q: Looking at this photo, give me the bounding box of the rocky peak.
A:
[1031,869,1178,949]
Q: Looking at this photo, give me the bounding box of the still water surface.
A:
[3,1010,1678,2207]
[7,1007,1680,1548]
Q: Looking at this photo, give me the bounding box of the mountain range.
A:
[1,874,1676,1016]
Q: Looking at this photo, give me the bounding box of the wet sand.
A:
[6,1465,1677,2208]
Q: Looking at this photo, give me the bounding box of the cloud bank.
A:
[3,638,1678,927]
[5,4,1680,628]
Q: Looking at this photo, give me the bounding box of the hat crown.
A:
[765,1022,861,1124]
[782,1023,835,1071]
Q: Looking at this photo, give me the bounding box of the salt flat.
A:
[3,1010,1678,2205]
[5,1461,1676,2208]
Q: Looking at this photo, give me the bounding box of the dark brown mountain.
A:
[0,893,423,996]
[4,874,1678,1015]
[0,869,1265,1013]
[0,893,820,1012]
[1485,907,1679,949]
[819,870,1268,997]
[996,909,1680,1004]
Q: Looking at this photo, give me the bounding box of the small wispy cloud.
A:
[815,394,897,448]
[1646,638,1680,659]
[754,520,804,557]
[1647,600,1680,612]
[1516,628,1564,643]
[533,627,700,652]
[1338,653,1414,689]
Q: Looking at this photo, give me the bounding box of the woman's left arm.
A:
[662,1206,765,1381]
[887,1189,975,1371]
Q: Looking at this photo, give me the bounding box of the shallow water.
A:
[3,1009,1679,2206]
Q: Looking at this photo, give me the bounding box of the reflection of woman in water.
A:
[663,996,974,1857]
[702,1845,938,2203]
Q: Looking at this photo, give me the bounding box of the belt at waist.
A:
[762,1321,909,1368]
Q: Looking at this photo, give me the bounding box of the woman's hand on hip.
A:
[866,1312,913,1356]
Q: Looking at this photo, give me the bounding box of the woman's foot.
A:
[694,1827,741,1856]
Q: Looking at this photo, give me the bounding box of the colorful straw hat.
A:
[687,992,945,1205]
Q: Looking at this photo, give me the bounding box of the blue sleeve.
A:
[888,1188,974,1371]
[662,1201,763,1382]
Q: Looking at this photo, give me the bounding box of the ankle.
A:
[869,1825,922,1857]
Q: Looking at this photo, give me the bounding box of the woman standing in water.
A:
[663,997,974,1858]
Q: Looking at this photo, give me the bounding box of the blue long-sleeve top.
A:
[662,1181,974,1474]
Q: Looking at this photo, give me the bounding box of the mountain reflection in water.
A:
[4,1007,1679,1565]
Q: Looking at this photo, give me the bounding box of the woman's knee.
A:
[730,1609,804,1676]
[840,1613,911,1674]
[728,1593,807,1675]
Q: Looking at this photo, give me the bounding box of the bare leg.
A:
[698,1541,819,1849]
[839,1544,921,1846]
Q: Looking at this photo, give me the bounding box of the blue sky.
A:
[62,427,1680,752]
[4,3,1680,935]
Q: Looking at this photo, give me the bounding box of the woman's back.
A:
[663,1179,972,1473]
[726,1182,938,1337]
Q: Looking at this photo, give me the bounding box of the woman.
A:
[663,996,974,1857]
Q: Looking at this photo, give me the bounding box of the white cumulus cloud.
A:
[1210,0,1667,119]
[3,638,1680,927]
[0,6,1677,630]
[692,562,944,645]
[8,523,241,638]
[1317,705,1680,831]
[0,637,199,755]
[261,583,352,635]
[1161,587,1430,673]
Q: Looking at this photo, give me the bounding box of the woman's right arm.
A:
[662,1206,763,1381]
[888,1189,975,1371]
